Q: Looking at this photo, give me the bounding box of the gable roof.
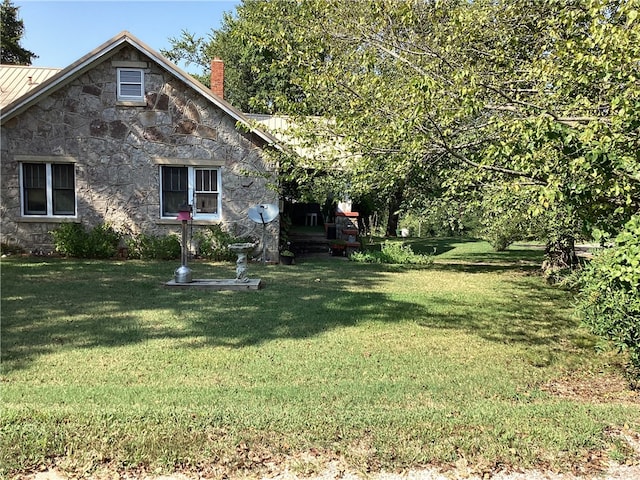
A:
[0,31,279,147]
[0,65,61,108]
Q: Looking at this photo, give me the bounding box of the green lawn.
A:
[1,239,638,478]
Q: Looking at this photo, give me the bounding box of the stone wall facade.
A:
[1,45,280,260]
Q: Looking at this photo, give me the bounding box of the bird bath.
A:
[228,242,256,283]
[166,241,261,290]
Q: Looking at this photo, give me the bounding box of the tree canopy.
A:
[1,0,37,65]
[163,0,323,114]
[168,0,639,242]
[282,0,639,235]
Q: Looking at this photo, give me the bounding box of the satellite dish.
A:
[248,204,280,264]
[248,204,279,224]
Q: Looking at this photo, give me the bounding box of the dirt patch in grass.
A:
[541,371,640,405]
[538,371,640,478]
[24,459,640,480]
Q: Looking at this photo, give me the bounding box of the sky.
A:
[14,0,241,74]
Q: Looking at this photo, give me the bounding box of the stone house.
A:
[0,31,281,259]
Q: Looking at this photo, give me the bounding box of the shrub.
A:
[400,201,479,238]
[577,215,640,385]
[126,234,181,260]
[476,186,542,251]
[87,224,121,259]
[481,217,522,251]
[351,241,433,265]
[194,225,251,262]
[51,223,120,259]
[349,250,378,263]
[479,201,533,251]
[1,242,25,255]
[51,223,86,256]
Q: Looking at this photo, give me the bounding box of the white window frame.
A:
[117,68,144,102]
[160,165,222,220]
[20,162,77,218]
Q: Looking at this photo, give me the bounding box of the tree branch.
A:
[481,84,610,126]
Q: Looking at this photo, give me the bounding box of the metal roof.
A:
[0,65,61,108]
[247,114,353,166]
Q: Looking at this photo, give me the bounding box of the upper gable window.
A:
[117,68,144,102]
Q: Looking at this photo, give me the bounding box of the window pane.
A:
[24,189,47,214]
[23,164,47,214]
[53,190,75,215]
[120,84,143,97]
[52,164,75,215]
[163,192,188,216]
[195,170,206,191]
[52,164,74,189]
[195,169,217,193]
[163,167,187,191]
[23,163,46,188]
[119,70,142,83]
[195,193,218,214]
[162,167,188,216]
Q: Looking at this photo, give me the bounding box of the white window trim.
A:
[19,162,77,218]
[117,68,144,102]
[160,166,222,221]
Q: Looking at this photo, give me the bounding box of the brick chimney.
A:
[210,57,224,99]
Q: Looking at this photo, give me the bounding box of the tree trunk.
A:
[385,185,404,237]
[543,234,579,271]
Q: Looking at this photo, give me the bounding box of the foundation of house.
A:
[165,278,262,290]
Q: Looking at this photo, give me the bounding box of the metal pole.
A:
[174,218,193,283]
[181,220,188,268]
[259,212,266,265]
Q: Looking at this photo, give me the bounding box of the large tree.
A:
[167,0,639,252]
[1,0,37,65]
[236,0,639,246]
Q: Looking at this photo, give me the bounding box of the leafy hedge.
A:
[52,224,183,260]
[51,223,120,259]
[578,215,640,385]
[126,234,181,260]
[51,223,255,262]
[351,241,433,265]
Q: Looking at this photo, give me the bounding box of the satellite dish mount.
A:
[248,204,279,264]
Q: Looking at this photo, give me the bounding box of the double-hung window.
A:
[160,165,221,220]
[117,68,144,102]
[21,162,76,217]
[194,168,219,214]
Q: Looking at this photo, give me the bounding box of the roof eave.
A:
[0,33,133,123]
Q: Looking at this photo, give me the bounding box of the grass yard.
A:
[1,238,638,478]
